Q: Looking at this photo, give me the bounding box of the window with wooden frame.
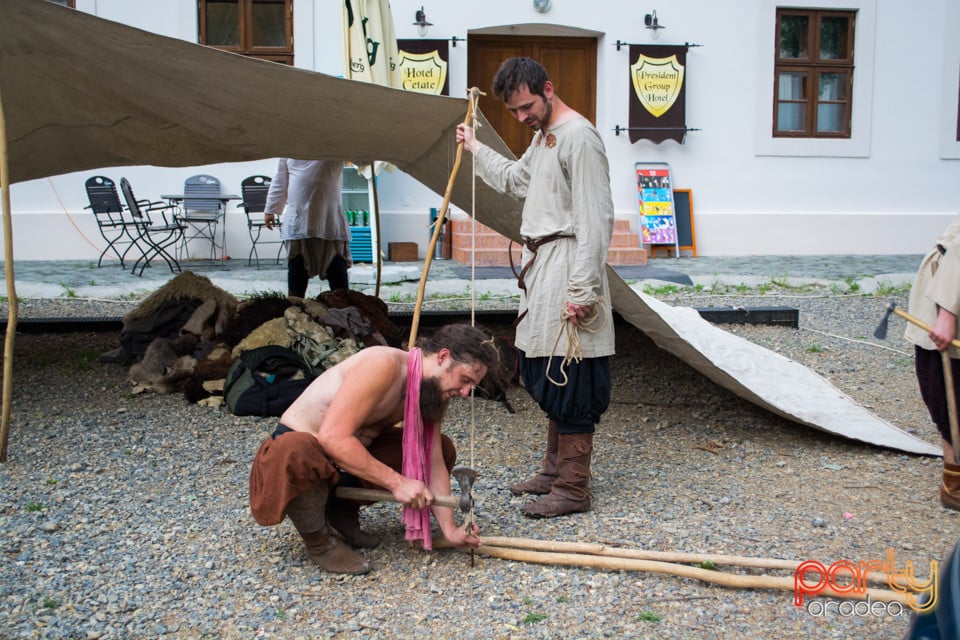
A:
[774,8,855,138]
[198,0,293,65]
[49,0,75,7]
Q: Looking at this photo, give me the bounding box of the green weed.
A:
[41,596,60,609]
[638,610,662,622]
[806,344,824,353]
[25,502,44,512]
[521,612,547,625]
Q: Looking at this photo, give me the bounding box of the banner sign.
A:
[628,45,688,144]
[397,39,450,96]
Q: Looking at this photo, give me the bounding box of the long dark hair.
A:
[418,323,510,389]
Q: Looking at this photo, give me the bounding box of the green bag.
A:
[223,345,315,417]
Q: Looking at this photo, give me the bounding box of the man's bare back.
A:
[279,346,408,445]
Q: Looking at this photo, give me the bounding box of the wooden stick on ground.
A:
[458,544,909,604]
[433,536,913,603]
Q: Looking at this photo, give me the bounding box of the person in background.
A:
[905,214,960,510]
[264,159,352,297]
[456,57,615,518]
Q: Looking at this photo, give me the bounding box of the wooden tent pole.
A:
[433,538,909,604]
[407,88,481,347]
[372,172,383,298]
[0,88,18,463]
[440,536,901,586]
[459,544,909,604]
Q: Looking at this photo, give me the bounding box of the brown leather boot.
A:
[510,420,559,495]
[286,482,371,575]
[326,496,381,548]
[941,462,960,511]
[522,432,593,518]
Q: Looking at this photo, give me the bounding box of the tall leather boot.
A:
[522,432,593,518]
[286,482,371,574]
[326,495,381,548]
[509,420,559,495]
[941,462,960,511]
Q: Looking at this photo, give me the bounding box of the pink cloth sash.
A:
[402,347,435,550]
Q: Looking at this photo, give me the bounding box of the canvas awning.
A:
[0,0,939,457]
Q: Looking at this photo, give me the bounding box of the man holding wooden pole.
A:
[904,214,960,510]
[457,57,615,518]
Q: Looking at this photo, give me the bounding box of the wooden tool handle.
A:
[335,486,460,510]
[893,306,960,349]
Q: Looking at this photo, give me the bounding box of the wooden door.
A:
[467,35,597,158]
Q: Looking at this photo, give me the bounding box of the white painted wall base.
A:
[3,210,950,262]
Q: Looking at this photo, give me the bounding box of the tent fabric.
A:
[0,0,938,456]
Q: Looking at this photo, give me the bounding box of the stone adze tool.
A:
[336,466,477,515]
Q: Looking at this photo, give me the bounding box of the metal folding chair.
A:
[239,175,284,267]
[83,176,145,268]
[119,177,185,277]
[179,174,226,261]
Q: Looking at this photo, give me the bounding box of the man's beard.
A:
[529,97,552,131]
[419,376,449,423]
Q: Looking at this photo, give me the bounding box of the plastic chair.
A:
[83,176,145,269]
[238,175,284,267]
[119,177,185,277]
[179,174,226,261]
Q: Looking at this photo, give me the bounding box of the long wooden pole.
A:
[447,536,900,585]
[460,544,909,604]
[941,350,960,462]
[407,88,481,347]
[371,171,383,298]
[0,87,18,462]
[433,537,910,604]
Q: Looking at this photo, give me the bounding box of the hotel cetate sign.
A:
[397,39,450,96]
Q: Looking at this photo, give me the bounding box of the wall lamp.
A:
[414,6,432,37]
[644,10,665,40]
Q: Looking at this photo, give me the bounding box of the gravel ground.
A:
[0,287,955,639]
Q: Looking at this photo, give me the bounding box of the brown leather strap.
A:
[514,233,570,326]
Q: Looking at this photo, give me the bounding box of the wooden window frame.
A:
[50,0,76,7]
[198,0,293,65]
[773,8,855,139]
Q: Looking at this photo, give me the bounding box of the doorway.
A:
[467,34,598,158]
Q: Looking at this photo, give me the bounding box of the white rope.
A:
[546,297,610,386]
[467,88,482,468]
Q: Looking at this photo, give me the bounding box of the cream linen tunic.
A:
[263,159,351,243]
[905,214,960,358]
[473,117,615,358]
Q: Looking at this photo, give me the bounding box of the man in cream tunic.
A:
[457,57,615,517]
[905,214,960,510]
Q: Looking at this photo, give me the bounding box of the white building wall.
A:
[7,0,959,260]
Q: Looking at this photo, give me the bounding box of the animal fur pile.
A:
[114,273,397,411]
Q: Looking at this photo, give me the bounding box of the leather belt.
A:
[514,233,571,326]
